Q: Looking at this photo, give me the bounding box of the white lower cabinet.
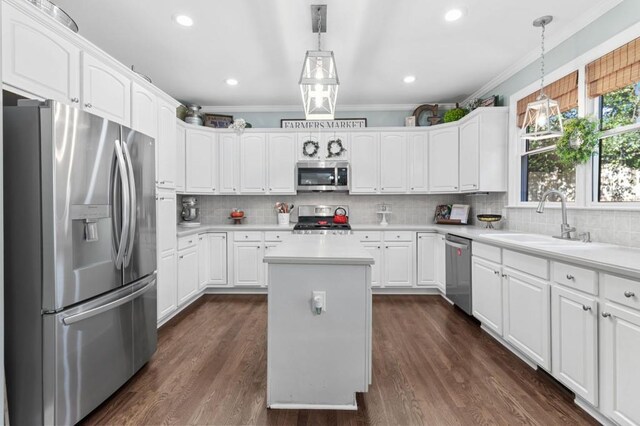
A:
[233,242,263,286]
[417,233,436,286]
[208,233,228,285]
[435,234,446,292]
[601,301,640,426]
[177,247,199,305]
[383,242,413,287]
[472,257,503,335]
[197,234,210,289]
[362,243,382,288]
[503,268,551,370]
[551,285,598,406]
[157,251,177,321]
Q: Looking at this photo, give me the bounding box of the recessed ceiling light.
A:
[444,9,463,22]
[403,75,416,84]
[225,78,239,86]
[174,15,193,27]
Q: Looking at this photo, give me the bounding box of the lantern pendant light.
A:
[299,5,339,120]
[521,15,564,140]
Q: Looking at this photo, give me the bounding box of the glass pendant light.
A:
[299,5,339,120]
[521,16,563,140]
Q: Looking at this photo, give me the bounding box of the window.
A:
[595,82,640,202]
[521,108,578,202]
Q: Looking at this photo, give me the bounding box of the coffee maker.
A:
[180,196,201,226]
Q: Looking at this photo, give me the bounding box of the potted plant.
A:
[443,106,469,123]
[556,116,601,166]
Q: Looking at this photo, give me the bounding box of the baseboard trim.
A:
[480,325,539,370]
[574,398,614,426]
[372,287,443,295]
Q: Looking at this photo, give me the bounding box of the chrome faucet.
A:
[536,189,576,240]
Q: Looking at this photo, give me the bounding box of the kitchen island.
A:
[263,235,374,410]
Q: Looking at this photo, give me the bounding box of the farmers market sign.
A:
[281,119,367,129]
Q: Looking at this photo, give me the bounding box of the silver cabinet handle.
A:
[222,236,226,239]
[233,187,237,191]
[454,186,458,189]
[624,291,635,298]
[269,188,272,191]
[179,255,184,259]
[582,305,592,311]
[377,246,381,249]
[245,235,248,238]
[385,246,389,249]
[262,188,265,191]
[501,274,507,278]
[566,274,575,280]
[85,103,92,108]
[494,270,500,275]
[70,97,79,103]
[602,312,611,318]
[411,187,415,190]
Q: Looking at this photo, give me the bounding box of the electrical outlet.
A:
[312,291,326,313]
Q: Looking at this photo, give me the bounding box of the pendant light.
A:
[521,16,563,140]
[299,5,339,120]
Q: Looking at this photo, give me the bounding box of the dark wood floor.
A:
[83,295,597,425]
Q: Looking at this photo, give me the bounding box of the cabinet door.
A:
[408,133,428,193]
[240,133,267,194]
[186,129,217,193]
[503,269,551,370]
[131,82,157,138]
[321,133,350,160]
[379,133,407,193]
[157,251,177,321]
[601,302,640,426]
[459,116,479,192]
[219,133,239,194]
[81,53,131,125]
[177,248,199,305]
[175,124,186,192]
[417,233,436,286]
[472,257,503,335]
[350,132,379,193]
[362,243,382,288]
[428,127,459,193]
[435,234,446,292]
[551,286,598,405]
[157,191,177,256]
[208,233,228,286]
[383,242,413,287]
[2,3,81,104]
[267,133,296,194]
[233,242,263,286]
[197,234,210,289]
[156,100,177,189]
[297,134,321,160]
[264,243,280,287]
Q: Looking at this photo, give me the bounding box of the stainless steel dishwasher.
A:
[445,234,472,315]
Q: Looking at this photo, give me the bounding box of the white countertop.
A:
[263,234,375,265]
[177,223,640,279]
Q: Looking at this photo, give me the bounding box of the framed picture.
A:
[204,114,234,128]
[481,96,497,107]
[405,116,416,127]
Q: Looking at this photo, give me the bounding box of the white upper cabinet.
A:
[131,82,157,138]
[219,133,239,194]
[240,133,267,194]
[81,52,131,126]
[267,133,296,194]
[186,129,218,193]
[156,98,176,189]
[458,108,508,192]
[321,132,350,160]
[428,126,459,193]
[408,133,429,193]
[350,132,379,193]
[175,123,186,192]
[2,3,81,104]
[379,133,407,193]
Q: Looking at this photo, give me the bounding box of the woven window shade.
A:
[586,36,640,98]
[516,71,579,127]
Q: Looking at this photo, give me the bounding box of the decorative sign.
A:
[281,118,367,129]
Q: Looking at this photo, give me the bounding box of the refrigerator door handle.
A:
[62,281,153,325]
[113,139,130,269]
[121,140,137,267]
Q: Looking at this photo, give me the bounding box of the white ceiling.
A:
[54,0,614,108]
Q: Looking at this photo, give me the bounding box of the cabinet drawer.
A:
[552,262,598,295]
[384,231,414,242]
[264,231,291,242]
[603,274,640,311]
[474,242,501,264]
[178,235,198,250]
[503,249,549,280]
[234,231,263,242]
[353,231,382,242]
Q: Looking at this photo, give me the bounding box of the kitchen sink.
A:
[482,233,588,246]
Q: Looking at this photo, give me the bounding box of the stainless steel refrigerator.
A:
[4,100,158,425]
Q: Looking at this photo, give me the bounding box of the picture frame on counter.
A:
[281,118,367,129]
[204,114,234,128]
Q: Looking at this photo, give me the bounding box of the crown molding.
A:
[461,0,624,105]
[202,103,458,113]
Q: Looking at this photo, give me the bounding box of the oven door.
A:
[296,162,349,192]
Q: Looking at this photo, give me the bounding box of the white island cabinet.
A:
[264,235,373,410]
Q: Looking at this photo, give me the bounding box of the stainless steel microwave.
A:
[295,161,349,192]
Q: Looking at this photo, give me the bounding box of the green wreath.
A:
[556,117,601,166]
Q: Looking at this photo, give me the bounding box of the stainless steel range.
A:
[293,205,352,235]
